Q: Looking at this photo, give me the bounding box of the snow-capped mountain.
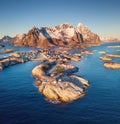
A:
[1,23,101,48]
[0,36,12,44]
[100,36,119,42]
[76,23,100,42]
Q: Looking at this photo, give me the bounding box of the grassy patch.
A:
[52,65,65,73]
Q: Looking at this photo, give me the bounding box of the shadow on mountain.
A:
[80,34,84,43]
[41,28,56,45]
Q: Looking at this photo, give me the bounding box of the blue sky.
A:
[0,0,120,39]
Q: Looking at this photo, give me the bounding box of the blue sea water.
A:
[0,44,38,58]
[0,42,120,124]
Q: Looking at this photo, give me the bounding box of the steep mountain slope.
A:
[76,23,100,43]
[1,23,101,48]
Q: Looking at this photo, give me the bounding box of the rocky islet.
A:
[32,62,89,103]
[99,45,120,69]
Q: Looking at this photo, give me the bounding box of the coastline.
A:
[0,41,120,103]
[0,43,93,103]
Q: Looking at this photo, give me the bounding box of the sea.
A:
[0,42,120,124]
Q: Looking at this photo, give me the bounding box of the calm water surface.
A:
[0,42,120,124]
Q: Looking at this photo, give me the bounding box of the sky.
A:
[0,0,120,39]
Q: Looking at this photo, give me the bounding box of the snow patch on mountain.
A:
[1,22,101,48]
[16,34,25,40]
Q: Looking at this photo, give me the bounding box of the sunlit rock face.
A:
[32,63,90,103]
[1,23,101,48]
[76,23,100,43]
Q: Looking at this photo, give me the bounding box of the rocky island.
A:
[30,47,91,102]
[99,45,120,69]
[104,62,120,69]
[32,62,89,102]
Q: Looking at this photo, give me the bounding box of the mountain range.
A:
[0,23,101,48]
[100,36,119,42]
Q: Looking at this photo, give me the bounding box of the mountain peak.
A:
[0,35,12,41]
[28,27,40,35]
[100,36,119,42]
[0,35,12,44]
[1,35,12,39]
[1,23,101,48]
[77,23,84,27]
[59,23,73,28]
[77,23,87,28]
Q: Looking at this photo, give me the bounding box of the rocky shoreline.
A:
[0,47,84,70]
[1,42,120,102]
[0,50,42,70]
[32,62,89,103]
[31,48,90,102]
[0,44,92,103]
[0,48,15,54]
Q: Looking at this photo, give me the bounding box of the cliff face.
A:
[13,28,55,48]
[76,23,100,43]
[1,23,101,48]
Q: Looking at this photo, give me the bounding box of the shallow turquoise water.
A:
[0,42,120,124]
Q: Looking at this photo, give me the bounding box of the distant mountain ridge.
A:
[0,36,12,44]
[0,23,101,48]
[100,36,119,42]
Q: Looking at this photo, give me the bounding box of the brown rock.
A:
[11,23,101,48]
[32,63,50,80]
[106,54,120,58]
[35,80,42,86]
[32,62,89,103]
[104,62,120,69]
[0,48,15,54]
[39,81,85,102]
[100,56,112,61]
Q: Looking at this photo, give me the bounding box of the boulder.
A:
[34,80,42,86]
